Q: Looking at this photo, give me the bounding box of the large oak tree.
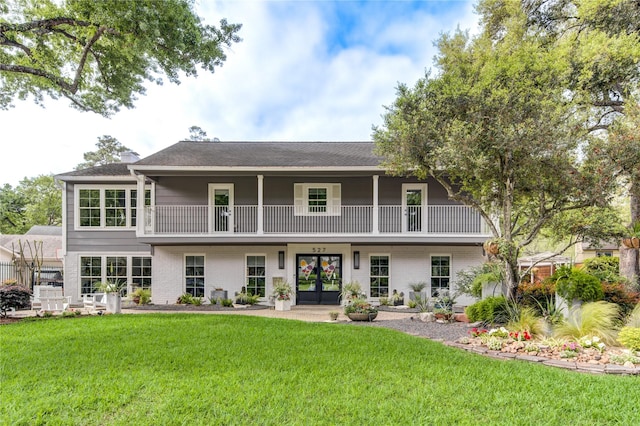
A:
[373,0,640,296]
[0,0,241,116]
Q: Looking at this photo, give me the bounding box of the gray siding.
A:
[65,182,148,253]
[152,175,456,206]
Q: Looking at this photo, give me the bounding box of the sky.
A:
[0,0,478,187]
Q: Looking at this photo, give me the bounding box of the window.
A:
[430,256,450,297]
[308,188,327,213]
[79,189,101,227]
[596,251,613,257]
[294,183,341,216]
[185,255,205,297]
[79,255,152,295]
[370,255,390,297]
[246,255,266,297]
[76,185,152,229]
[132,257,152,291]
[80,256,102,294]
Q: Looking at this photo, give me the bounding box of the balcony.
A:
[143,205,490,237]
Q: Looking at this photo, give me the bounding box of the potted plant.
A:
[131,288,151,305]
[621,222,640,249]
[344,297,378,321]
[408,282,427,301]
[339,281,363,304]
[96,281,125,313]
[389,289,404,306]
[272,281,293,311]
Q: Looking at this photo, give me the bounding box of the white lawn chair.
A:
[83,293,107,311]
[36,287,70,312]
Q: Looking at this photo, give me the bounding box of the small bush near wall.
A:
[465,296,507,324]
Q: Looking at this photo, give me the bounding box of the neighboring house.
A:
[574,241,620,264]
[55,141,492,306]
[518,252,572,282]
[0,225,63,286]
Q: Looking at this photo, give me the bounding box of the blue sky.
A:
[1,0,477,187]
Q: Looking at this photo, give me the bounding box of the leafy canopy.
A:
[0,0,241,116]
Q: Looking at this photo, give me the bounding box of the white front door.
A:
[402,184,427,233]
[209,184,234,233]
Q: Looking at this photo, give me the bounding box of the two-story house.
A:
[56,141,491,306]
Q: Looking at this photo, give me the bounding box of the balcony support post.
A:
[373,175,379,234]
[257,175,264,235]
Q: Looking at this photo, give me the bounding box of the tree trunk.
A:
[620,188,640,289]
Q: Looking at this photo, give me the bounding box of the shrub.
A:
[616,327,640,351]
[221,298,234,307]
[176,293,194,305]
[0,285,32,317]
[516,279,555,310]
[132,288,152,305]
[581,256,623,283]
[602,283,640,319]
[554,301,619,345]
[553,266,603,302]
[465,296,507,324]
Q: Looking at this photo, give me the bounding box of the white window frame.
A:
[430,254,452,297]
[74,184,152,230]
[369,254,390,298]
[245,254,267,298]
[78,254,152,296]
[184,254,205,298]
[294,183,341,216]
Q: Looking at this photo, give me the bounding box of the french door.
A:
[296,254,341,304]
[402,184,426,233]
[209,184,234,233]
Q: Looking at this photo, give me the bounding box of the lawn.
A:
[1,314,638,425]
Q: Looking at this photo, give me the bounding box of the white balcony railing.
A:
[144,205,490,236]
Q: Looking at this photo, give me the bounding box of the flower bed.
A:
[459,327,640,370]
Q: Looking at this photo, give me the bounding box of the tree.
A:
[602,100,640,287]
[187,125,212,141]
[18,175,61,227]
[373,3,626,298]
[0,0,241,116]
[75,135,130,170]
[0,183,26,234]
[0,175,61,234]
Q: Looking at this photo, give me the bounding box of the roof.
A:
[580,241,619,251]
[518,252,572,266]
[25,226,62,236]
[55,163,133,181]
[0,234,62,260]
[131,141,382,169]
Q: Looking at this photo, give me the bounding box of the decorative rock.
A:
[623,361,636,369]
[516,354,547,363]
[576,363,606,374]
[497,352,517,359]
[605,365,638,375]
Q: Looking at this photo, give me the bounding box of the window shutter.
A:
[330,184,341,215]
[294,184,304,215]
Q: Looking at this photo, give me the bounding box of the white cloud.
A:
[0,0,478,187]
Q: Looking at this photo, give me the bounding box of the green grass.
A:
[1,314,638,425]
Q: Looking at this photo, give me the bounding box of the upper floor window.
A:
[595,251,613,257]
[76,185,151,229]
[294,183,341,216]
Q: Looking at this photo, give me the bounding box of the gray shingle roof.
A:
[56,163,132,179]
[133,141,381,168]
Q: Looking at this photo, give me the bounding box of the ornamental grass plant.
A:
[554,301,620,345]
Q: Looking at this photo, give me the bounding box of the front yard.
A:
[1,314,638,425]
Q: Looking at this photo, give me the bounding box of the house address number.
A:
[311,247,327,253]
